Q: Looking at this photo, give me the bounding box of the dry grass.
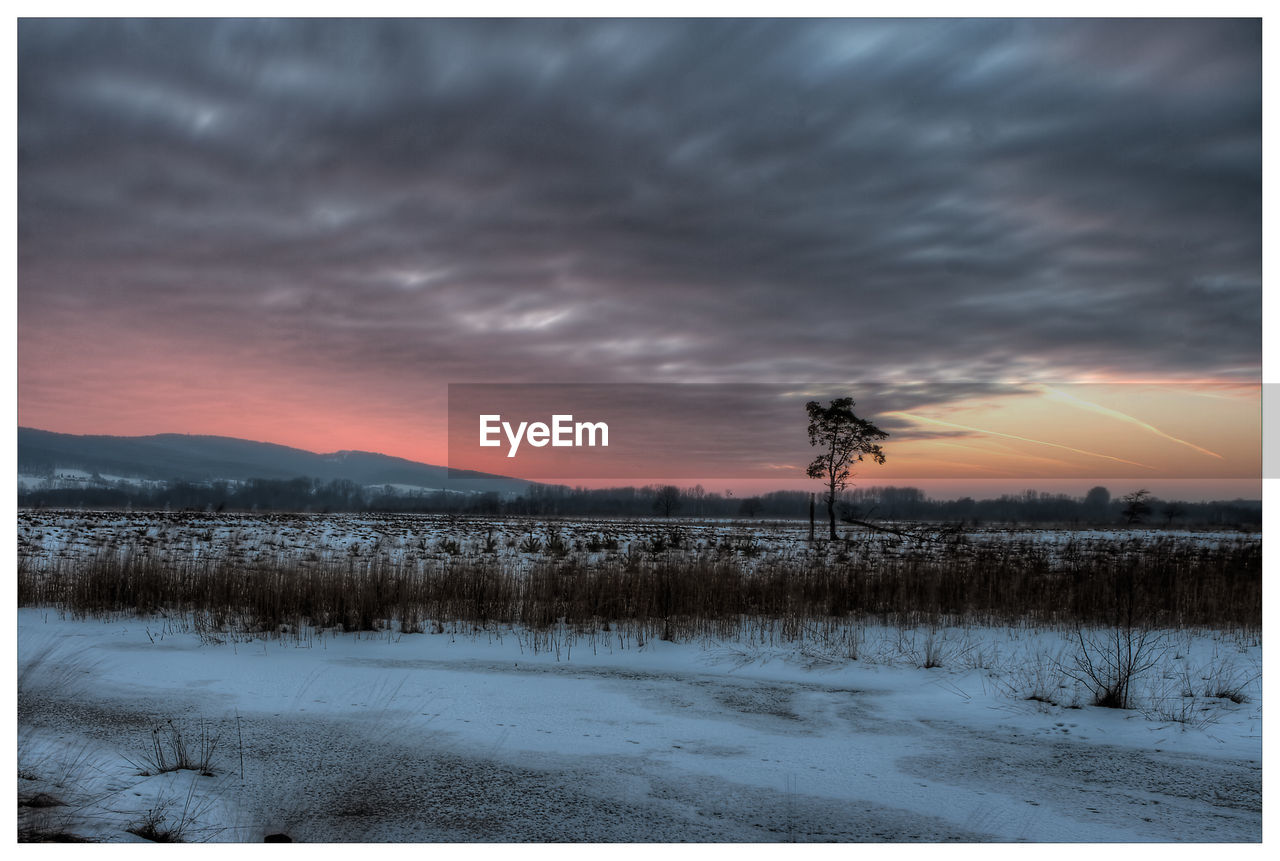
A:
[18,527,1261,640]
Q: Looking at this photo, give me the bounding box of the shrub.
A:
[128,719,220,777]
[1065,627,1165,709]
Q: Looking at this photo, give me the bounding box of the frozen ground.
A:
[17,610,1261,842]
[17,509,1259,573]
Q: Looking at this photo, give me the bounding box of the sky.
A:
[16,19,1262,497]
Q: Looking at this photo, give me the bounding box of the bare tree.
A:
[1121,489,1152,525]
[652,485,682,518]
[1067,626,1165,709]
[805,398,888,540]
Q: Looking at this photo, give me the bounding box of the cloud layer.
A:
[18,19,1261,452]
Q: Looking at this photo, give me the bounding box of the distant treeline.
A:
[17,476,1261,527]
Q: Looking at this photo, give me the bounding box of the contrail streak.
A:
[916,441,1076,475]
[931,440,1075,470]
[889,411,1155,470]
[1040,386,1224,459]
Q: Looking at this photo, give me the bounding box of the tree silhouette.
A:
[1084,485,1110,507]
[805,398,888,540]
[1121,489,1152,525]
[652,485,682,518]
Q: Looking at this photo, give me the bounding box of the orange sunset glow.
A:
[17,19,1260,501]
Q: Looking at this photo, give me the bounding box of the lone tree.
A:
[806,398,888,540]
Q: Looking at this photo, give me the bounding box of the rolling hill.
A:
[17,427,533,495]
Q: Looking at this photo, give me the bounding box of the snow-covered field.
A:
[16,511,1263,842]
[17,610,1260,842]
[17,509,1259,569]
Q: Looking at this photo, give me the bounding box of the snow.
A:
[17,610,1261,842]
[18,472,165,491]
[18,510,1260,574]
[364,483,450,495]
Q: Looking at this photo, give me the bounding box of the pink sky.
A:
[18,20,1260,504]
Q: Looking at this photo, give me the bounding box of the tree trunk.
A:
[827,491,837,540]
[808,493,815,542]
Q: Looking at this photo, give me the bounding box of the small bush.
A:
[544,530,569,557]
[126,781,215,843]
[920,629,945,669]
[129,800,181,842]
[1065,627,1165,709]
[1199,654,1253,704]
[129,719,219,777]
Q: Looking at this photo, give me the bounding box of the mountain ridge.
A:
[17,427,533,495]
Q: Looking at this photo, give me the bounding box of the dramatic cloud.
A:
[18,19,1261,461]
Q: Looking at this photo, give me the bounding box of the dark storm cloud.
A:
[19,19,1261,395]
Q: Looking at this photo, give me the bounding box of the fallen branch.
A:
[840,518,967,544]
